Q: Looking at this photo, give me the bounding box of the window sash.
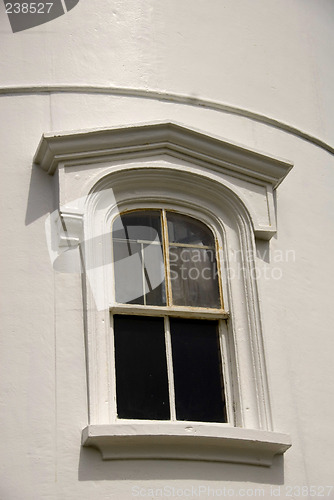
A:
[111,208,225,311]
[112,313,231,424]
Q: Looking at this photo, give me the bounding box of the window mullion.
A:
[164,316,176,421]
[140,242,146,306]
[161,209,172,307]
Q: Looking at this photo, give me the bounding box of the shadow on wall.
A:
[25,165,56,227]
[78,446,285,484]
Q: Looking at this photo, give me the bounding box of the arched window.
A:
[112,209,228,423]
[35,122,292,464]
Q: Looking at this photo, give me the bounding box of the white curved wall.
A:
[1,0,334,142]
[0,0,334,498]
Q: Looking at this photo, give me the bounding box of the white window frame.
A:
[34,121,293,466]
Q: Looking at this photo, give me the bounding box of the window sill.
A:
[82,423,291,467]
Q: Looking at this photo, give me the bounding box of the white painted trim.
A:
[82,172,273,430]
[219,320,234,425]
[82,424,291,466]
[34,121,292,184]
[34,122,293,240]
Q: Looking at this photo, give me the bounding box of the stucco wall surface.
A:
[1,0,334,144]
[0,0,334,499]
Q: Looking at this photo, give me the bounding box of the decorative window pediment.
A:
[34,121,293,240]
[35,122,292,466]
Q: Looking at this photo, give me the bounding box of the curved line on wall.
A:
[1,84,333,155]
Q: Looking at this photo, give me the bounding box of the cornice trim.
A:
[34,121,292,188]
[2,84,334,155]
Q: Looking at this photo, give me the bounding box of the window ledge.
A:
[82,424,291,467]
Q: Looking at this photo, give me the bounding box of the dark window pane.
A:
[170,318,227,423]
[114,315,170,420]
[113,211,166,305]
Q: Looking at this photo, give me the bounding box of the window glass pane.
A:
[113,211,166,305]
[114,315,170,420]
[167,212,221,308]
[167,212,214,247]
[113,211,162,242]
[113,240,144,305]
[142,242,166,306]
[170,318,227,423]
[169,247,220,308]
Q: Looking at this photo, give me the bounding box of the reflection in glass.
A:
[113,211,166,305]
[167,213,221,308]
[112,210,222,309]
[169,246,220,308]
[167,212,214,246]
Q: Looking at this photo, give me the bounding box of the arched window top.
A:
[112,209,222,309]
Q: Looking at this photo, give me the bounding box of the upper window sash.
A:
[111,209,224,311]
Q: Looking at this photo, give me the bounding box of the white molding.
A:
[35,123,292,462]
[81,174,273,430]
[82,424,291,467]
[56,212,83,247]
[34,122,293,240]
[34,122,292,185]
